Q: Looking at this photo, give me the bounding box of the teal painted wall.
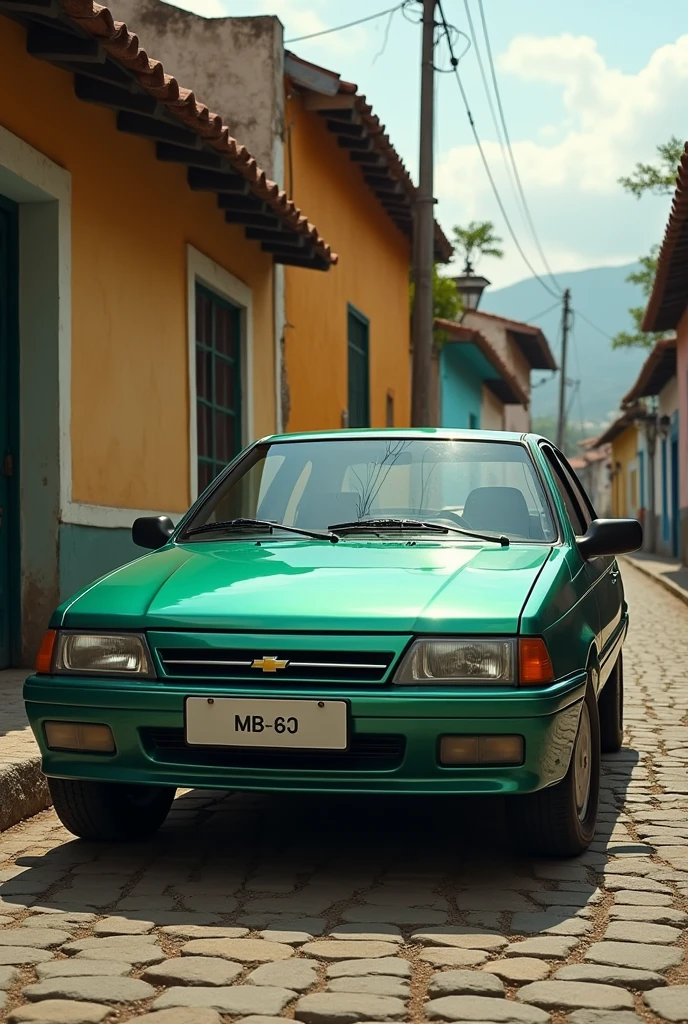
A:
[440,345,483,429]
[59,524,142,601]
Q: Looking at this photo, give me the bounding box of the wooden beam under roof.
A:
[117,111,202,149]
[189,168,250,195]
[74,74,158,116]
[27,23,104,62]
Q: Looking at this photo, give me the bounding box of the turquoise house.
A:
[435,318,531,431]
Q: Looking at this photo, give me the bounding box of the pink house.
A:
[643,142,688,565]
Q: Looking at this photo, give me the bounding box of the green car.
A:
[25,430,642,855]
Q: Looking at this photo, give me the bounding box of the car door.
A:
[539,443,604,655]
[546,444,623,665]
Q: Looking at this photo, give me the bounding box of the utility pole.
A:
[556,288,571,450]
[411,0,436,427]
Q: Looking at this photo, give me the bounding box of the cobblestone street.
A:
[0,561,686,1024]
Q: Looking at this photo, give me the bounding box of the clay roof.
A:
[285,52,452,263]
[568,456,586,470]
[592,410,639,447]
[643,143,688,331]
[461,310,557,371]
[622,336,677,406]
[434,319,529,406]
[3,0,336,269]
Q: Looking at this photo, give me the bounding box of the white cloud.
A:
[436,33,688,286]
[167,0,370,54]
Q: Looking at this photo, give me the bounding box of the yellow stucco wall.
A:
[284,93,412,431]
[610,426,638,518]
[0,18,276,513]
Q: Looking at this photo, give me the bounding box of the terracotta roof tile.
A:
[621,335,677,406]
[285,51,452,262]
[462,310,557,371]
[55,0,336,266]
[643,142,688,331]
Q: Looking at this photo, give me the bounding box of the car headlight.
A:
[52,632,155,678]
[394,639,516,685]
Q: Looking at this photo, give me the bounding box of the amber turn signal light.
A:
[519,637,554,686]
[36,630,57,674]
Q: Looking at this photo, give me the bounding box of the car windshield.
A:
[182,438,557,543]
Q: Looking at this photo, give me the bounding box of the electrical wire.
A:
[476,0,562,294]
[372,5,398,63]
[284,4,403,44]
[525,300,561,323]
[572,307,614,341]
[459,0,529,235]
[435,0,560,299]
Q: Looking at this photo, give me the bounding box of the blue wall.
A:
[59,524,142,601]
[440,346,484,428]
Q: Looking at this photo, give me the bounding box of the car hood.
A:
[58,540,553,634]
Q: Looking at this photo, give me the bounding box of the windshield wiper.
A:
[185,518,339,543]
[328,518,509,546]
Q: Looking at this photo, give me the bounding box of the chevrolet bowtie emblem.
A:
[251,656,289,673]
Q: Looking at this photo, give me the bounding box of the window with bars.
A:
[347,306,370,429]
[195,283,242,495]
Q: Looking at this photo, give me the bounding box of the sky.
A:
[166,0,687,290]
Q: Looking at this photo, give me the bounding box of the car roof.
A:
[258,428,538,444]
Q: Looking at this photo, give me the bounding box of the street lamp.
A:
[453,259,490,312]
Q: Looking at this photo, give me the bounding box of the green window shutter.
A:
[347,306,370,428]
[195,284,242,493]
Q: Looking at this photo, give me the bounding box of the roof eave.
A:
[2,0,337,270]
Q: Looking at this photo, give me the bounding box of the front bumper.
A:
[24,674,586,796]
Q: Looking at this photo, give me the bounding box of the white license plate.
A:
[184,697,348,750]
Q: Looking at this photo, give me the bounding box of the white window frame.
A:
[187,244,254,502]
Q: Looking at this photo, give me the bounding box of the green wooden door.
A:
[0,195,18,668]
[347,306,370,428]
[195,284,242,494]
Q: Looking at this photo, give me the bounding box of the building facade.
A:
[433,320,530,431]
[643,142,688,564]
[106,1,452,434]
[0,0,334,666]
[460,311,557,431]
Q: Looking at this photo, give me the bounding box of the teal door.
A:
[0,195,18,668]
[347,306,370,428]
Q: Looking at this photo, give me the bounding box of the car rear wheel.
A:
[506,682,600,857]
[48,778,176,841]
[598,653,624,753]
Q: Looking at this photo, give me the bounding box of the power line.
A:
[435,1,560,299]
[525,300,561,323]
[476,0,562,295]
[460,0,532,242]
[572,307,614,342]
[284,4,402,44]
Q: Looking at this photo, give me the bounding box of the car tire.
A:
[506,682,600,857]
[48,778,176,842]
[598,653,624,754]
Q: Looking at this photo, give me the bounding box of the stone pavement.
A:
[0,670,50,832]
[0,561,686,1024]
[623,552,688,608]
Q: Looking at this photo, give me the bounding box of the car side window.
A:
[541,444,587,535]
[553,448,597,524]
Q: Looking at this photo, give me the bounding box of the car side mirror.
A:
[132,515,175,550]
[577,518,642,559]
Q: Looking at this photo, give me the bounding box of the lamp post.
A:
[453,259,490,313]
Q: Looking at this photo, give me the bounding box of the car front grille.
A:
[141,728,406,772]
[157,648,396,685]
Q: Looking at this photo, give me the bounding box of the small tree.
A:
[613,137,683,349]
[452,220,504,271]
[409,264,462,344]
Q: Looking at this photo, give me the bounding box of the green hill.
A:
[481,263,648,429]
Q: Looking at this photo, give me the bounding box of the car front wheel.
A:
[48,778,176,842]
[506,682,600,857]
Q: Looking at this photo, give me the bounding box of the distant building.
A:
[570,440,612,518]
[432,309,556,431]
